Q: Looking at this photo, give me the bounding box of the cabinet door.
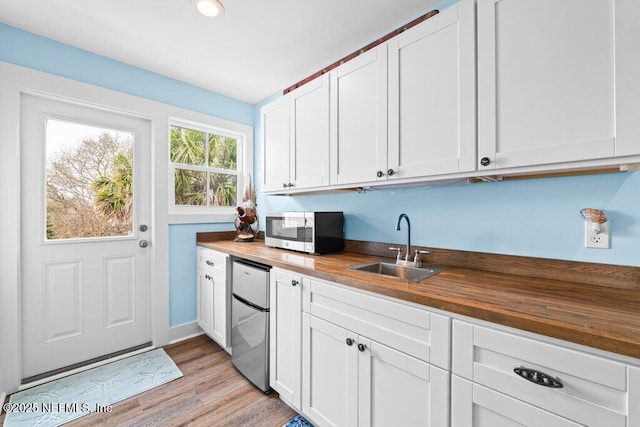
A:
[269,269,302,410]
[197,269,214,336]
[477,0,627,170]
[388,0,476,179]
[303,313,358,427]
[330,45,388,185]
[452,376,581,427]
[262,96,291,192]
[211,273,227,348]
[358,337,449,427]
[290,75,330,190]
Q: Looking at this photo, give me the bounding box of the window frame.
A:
[168,117,253,223]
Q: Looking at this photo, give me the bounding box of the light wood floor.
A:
[1,335,297,426]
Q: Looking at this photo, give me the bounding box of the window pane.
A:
[170,126,205,166]
[46,119,134,240]
[208,134,237,169]
[209,173,237,206]
[174,169,207,205]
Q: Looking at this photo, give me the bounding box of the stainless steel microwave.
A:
[265,212,344,254]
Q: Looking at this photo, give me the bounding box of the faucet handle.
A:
[413,249,430,266]
[389,247,403,262]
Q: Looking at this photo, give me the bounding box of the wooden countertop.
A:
[198,240,640,360]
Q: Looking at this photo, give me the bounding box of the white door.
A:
[477,0,621,170]
[358,337,450,427]
[197,267,214,337]
[290,74,330,190]
[302,313,358,427]
[262,95,291,192]
[387,0,476,179]
[20,93,152,382]
[269,269,302,410]
[330,45,388,185]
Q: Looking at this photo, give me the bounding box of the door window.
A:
[45,119,134,240]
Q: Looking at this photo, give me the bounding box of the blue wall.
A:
[0,22,251,327]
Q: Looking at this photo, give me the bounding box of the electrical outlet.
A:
[585,221,610,249]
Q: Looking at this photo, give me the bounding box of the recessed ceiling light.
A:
[196,0,225,17]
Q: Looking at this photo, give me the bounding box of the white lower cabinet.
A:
[196,247,229,350]
[452,320,640,427]
[269,268,303,410]
[297,273,451,427]
[452,376,581,427]
[302,313,449,427]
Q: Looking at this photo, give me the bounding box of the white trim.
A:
[0,61,252,394]
[167,116,254,218]
[169,322,205,344]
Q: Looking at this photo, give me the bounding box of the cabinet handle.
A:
[346,338,354,346]
[291,279,298,286]
[514,367,563,388]
[387,169,395,176]
[357,343,366,352]
[376,170,384,178]
[480,157,491,167]
[205,260,215,267]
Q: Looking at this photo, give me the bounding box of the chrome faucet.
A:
[391,213,429,267]
[396,213,411,262]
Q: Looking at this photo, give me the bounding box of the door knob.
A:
[139,240,149,248]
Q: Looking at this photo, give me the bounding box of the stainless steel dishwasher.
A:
[231,258,271,392]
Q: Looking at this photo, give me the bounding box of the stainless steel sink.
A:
[348,261,443,283]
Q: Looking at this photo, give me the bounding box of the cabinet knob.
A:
[205,260,214,267]
[376,170,384,178]
[288,183,294,188]
[480,157,491,167]
[283,183,288,188]
[291,279,298,286]
[357,343,366,352]
[387,169,395,176]
[346,338,354,346]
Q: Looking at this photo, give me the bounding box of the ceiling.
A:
[0,0,441,104]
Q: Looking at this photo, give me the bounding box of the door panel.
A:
[104,256,136,328]
[20,93,151,381]
[44,261,83,342]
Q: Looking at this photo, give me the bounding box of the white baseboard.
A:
[169,322,204,344]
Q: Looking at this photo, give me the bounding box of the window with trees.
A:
[169,121,244,213]
[45,119,134,240]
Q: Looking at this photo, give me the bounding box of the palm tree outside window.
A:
[169,124,240,208]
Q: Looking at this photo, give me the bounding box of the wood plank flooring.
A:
[0,335,297,426]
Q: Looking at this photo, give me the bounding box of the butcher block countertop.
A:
[198,237,640,360]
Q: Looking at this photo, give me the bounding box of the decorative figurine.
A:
[234,176,259,242]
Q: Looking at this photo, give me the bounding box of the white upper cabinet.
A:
[262,75,330,193]
[477,0,640,171]
[330,45,388,185]
[289,75,330,190]
[388,0,476,180]
[262,95,291,192]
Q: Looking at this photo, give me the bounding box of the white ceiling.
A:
[0,0,441,104]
